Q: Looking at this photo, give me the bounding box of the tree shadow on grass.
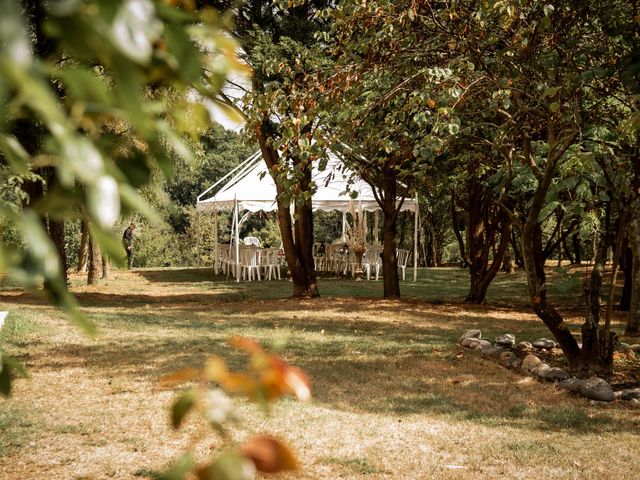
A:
[19,301,639,436]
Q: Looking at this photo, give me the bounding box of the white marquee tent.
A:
[196,150,420,280]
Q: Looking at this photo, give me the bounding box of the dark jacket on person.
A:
[123,227,134,247]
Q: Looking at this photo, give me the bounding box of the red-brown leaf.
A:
[241,436,299,473]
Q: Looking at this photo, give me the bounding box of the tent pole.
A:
[196,209,201,268]
[235,198,240,282]
[213,207,218,274]
[226,209,235,281]
[413,192,419,282]
[363,206,368,244]
[342,211,347,242]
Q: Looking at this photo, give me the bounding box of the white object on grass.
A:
[0,311,8,329]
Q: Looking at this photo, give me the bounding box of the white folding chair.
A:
[363,245,383,280]
[243,236,262,247]
[260,248,281,280]
[396,248,410,281]
[240,247,261,281]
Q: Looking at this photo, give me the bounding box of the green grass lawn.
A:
[0,267,638,479]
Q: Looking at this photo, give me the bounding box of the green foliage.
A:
[165,125,256,210]
[247,217,282,248]
[171,390,197,429]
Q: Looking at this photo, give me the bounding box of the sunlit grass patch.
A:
[322,456,383,475]
[503,440,559,464]
[0,407,37,456]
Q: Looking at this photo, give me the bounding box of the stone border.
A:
[458,329,640,403]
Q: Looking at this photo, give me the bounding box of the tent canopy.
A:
[196,150,416,213]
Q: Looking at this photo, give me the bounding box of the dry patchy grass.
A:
[0,267,638,479]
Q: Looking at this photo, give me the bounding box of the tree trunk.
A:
[87,234,101,285]
[101,255,110,280]
[502,248,515,273]
[580,233,616,375]
[556,218,564,267]
[45,169,68,284]
[257,129,318,298]
[380,173,400,299]
[619,243,632,311]
[562,235,575,265]
[521,149,582,369]
[77,220,89,272]
[626,215,640,335]
[572,234,582,264]
[425,222,438,267]
[521,130,615,373]
[462,180,512,304]
[48,218,68,284]
[511,229,524,268]
[450,190,468,268]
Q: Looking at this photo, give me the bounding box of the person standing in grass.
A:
[122,223,136,269]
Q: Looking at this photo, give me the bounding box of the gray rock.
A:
[495,334,516,347]
[543,367,571,382]
[473,340,492,351]
[499,351,517,366]
[532,363,551,378]
[558,378,584,392]
[516,341,533,350]
[621,389,640,401]
[466,338,482,349]
[580,377,615,402]
[460,337,477,348]
[521,354,542,373]
[510,358,523,369]
[532,338,556,349]
[616,342,632,353]
[480,344,501,358]
[630,344,640,352]
[459,330,482,344]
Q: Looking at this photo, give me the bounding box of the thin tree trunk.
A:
[626,215,640,335]
[462,178,512,304]
[619,243,632,311]
[87,234,101,285]
[380,173,400,299]
[580,232,616,374]
[572,233,582,264]
[48,218,68,284]
[425,221,438,267]
[563,235,576,265]
[101,255,110,280]
[556,217,564,267]
[450,190,469,268]
[77,220,89,272]
[503,247,515,273]
[521,136,582,369]
[511,229,524,268]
